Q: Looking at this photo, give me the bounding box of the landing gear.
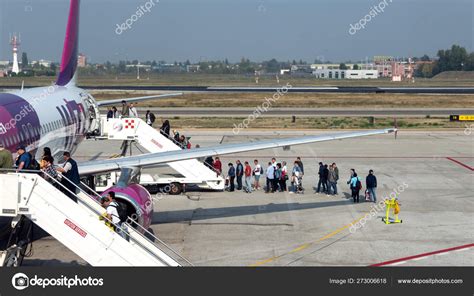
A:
[0,216,33,267]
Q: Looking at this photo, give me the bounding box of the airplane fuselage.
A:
[0,85,99,159]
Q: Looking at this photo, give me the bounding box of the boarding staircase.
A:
[101,116,224,190]
[0,171,192,267]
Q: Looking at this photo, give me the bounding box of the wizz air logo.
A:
[0,123,7,135]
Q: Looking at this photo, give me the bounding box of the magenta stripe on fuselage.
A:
[0,94,41,153]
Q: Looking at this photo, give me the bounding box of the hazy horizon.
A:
[0,0,472,63]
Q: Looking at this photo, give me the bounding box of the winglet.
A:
[56,0,80,86]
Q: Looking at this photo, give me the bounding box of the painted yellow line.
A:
[249,216,365,267]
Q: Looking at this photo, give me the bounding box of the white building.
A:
[313,69,378,79]
[32,59,52,67]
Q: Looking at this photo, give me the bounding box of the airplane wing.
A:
[77,128,396,176]
[97,93,183,107]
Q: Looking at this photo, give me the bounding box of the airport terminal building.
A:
[313,69,379,79]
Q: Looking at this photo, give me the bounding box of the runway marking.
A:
[370,243,474,267]
[249,216,365,267]
[446,157,474,171]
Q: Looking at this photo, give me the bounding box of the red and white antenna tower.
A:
[10,33,21,74]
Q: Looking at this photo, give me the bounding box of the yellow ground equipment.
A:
[382,198,402,224]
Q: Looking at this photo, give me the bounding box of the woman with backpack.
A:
[347,169,362,203]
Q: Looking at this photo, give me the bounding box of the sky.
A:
[0,0,472,63]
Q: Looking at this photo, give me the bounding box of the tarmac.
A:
[22,129,474,266]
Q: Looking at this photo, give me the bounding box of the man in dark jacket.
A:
[56,152,80,202]
[321,164,329,194]
[146,110,156,126]
[366,170,377,202]
[236,160,244,190]
[316,162,324,193]
[227,163,236,192]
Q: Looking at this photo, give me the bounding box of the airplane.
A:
[0,0,395,231]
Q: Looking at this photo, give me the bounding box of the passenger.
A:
[252,160,262,190]
[179,135,187,149]
[40,147,52,169]
[271,157,277,167]
[348,170,361,203]
[321,164,329,194]
[145,110,156,127]
[56,152,80,203]
[106,107,114,121]
[366,169,378,203]
[173,130,180,143]
[292,161,301,175]
[42,147,52,157]
[236,160,244,190]
[129,103,138,118]
[112,106,118,118]
[41,155,59,186]
[101,191,127,239]
[328,164,339,195]
[15,145,31,172]
[227,163,236,192]
[279,162,287,192]
[296,157,304,176]
[289,162,303,194]
[316,162,324,193]
[244,161,252,193]
[213,157,222,176]
[160,120,171,138]
[120,100,129,118]
[0,142,14,170]
[265,161,275,193]
[275,163,282,192]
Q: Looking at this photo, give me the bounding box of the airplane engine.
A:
[101,184,153,231]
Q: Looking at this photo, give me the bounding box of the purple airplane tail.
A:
[56,0,80,86]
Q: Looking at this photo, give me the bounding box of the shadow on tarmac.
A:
[153,199,351,224]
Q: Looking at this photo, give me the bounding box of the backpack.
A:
[356,179,362,191]
[260,166,264,174]
[27,153,40,170]
[110,202,128,223]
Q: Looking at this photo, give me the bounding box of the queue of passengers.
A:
[203,156,305,194]
[202,155,378,202]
